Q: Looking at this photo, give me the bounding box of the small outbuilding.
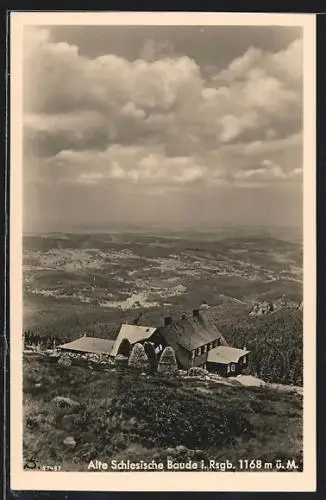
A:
[206,345,250,377]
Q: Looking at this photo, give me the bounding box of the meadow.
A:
[24,355,303,472]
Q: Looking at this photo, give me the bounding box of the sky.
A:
[23,24,303,232]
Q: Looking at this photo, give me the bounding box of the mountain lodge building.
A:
[58,308,250,377]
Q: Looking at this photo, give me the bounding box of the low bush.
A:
[107,382,254,449]
[114,354,129,370]
[58,356,72,368]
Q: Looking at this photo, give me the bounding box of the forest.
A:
[216,309,303,386]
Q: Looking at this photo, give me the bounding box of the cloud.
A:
[23,27,303,192]
[45,146,207,187]
[215,38,302,88]
[232,159,302,187]
[78,171,104,185]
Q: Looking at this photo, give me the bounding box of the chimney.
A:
[193,309,200,318]
[164,316,172,326]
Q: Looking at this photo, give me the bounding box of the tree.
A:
[157,346,178,376]
[117,338,131,358]
[144,342,158,373]
[128,343,149,371]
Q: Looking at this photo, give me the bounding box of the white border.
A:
[10,11,316,492]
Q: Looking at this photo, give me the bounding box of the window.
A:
[208,342,213,350]
[196,347,201,356]
[191,350,195,360]
[231,363,236,372]
[203,345,207,353]
[243,355,246,364]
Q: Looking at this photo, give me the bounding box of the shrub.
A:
[114,354,129,370]
[58,356,72,368]
[117,338,131,358]
[128,343,149,371]
[143,342,158,373]
[157,346,178,376]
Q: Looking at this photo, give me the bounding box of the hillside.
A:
[205,303,303,385]
[23,355,303,472]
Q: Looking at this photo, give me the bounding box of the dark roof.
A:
[58,336,115,355]
[207,346,250,364]
[158,311,227,351]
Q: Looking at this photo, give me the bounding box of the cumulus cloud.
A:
[46,146,207,187]
[23,26,303,191]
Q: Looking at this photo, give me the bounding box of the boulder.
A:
[52,396,80,408]
[176,445,187,453]
[188,367,209,377]
[63,436,76,448]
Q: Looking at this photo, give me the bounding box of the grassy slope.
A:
[24,355,302,472]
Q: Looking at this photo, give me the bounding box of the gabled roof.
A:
[158,311,226,351]
[110,324,157,357]
[207,346,250,365]
[58,336,115,355]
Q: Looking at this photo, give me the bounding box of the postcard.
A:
[9,11,316,492]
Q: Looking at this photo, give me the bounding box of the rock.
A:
[166,447,175,455]
[61,414,75,429]
[52,396,80,408]
[176,445,187,453]
[62,414,74,423]
[188,367,209,377]
[63,436,76,448]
